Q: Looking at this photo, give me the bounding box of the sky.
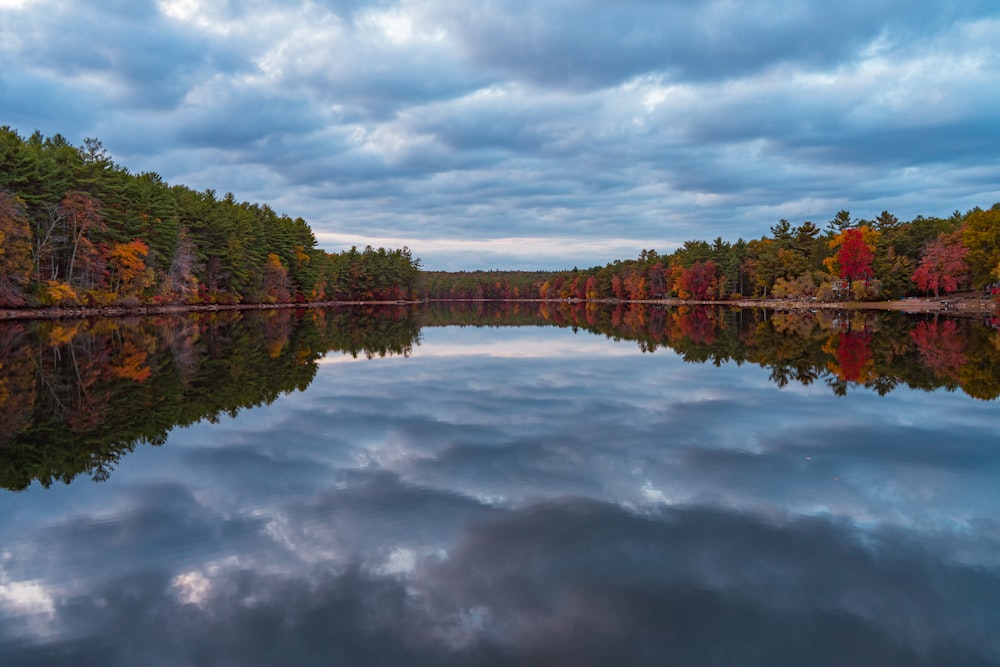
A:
[1,0,999,270]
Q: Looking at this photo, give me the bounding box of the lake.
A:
[0,303,998,665]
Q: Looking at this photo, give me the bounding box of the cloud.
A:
[422,1,997,92]
[1,0,999,268]
[255,326,1000,538]
[314,232,672,270]
[2,501,997,666]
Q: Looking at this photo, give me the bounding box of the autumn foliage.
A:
[825,330,874,383]
[4,127,1000,310]
[107,239,152,296]
[911,233,969,297]
[675,261,719,300]
[421,204,1000,304]
[0,128,421,308]
[910,320,966,379]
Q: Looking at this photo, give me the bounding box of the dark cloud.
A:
[174,441,341,499]
[13,0,251,110]
[423,500,1000,664]
[433,0,995,88]
[4,482,274,586]
[2,502,997,666]
[172,91,327,150]
[792,118,1000,168]
[277,470,501,555]
[0,73,97,132]
[759,422,1000,470]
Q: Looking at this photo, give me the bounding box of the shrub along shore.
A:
[3,292,995,322]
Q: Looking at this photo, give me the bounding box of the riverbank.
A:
[0,293,995,321]
[0,299,415,321]
[678,293,997,314]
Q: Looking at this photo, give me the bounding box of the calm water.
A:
[0,304,998,665]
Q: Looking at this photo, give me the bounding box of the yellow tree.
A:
[962,204,1000,287]
[107,239,152,297]
[262,252,292,303]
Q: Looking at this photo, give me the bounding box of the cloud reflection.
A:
[1,325,998,663]
[2,500,998,666]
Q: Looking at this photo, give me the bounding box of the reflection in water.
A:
[1,302,998,491]
[423,301,1000,399]
[0,303,998,664]
[0,306,420,490]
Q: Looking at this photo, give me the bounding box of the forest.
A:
[420,206,1000,302]
[4,127,1000,311]
[0,128,421,308]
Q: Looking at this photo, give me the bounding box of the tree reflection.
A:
[910,320,966,381]
[2,301,997,491]
[825,330,875,385]
[422,301,1000,401]
[0,306,421,490]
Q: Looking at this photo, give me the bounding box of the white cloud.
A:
[157,0,201,22]
[171,570,213,606]
[0,579,54,619]
[314,232,678,270]
[0,564,56,638]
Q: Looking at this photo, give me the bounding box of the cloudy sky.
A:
[2,0,999,269]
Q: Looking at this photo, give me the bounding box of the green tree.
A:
[962,204,1000,287]
[826,209,854,235]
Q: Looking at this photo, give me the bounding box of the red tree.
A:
[829,330,873,383]
[673,307,717,345]
[676,261,717,300]
[910,320,966,379]
[58,192,107,289]
[623,272,648,300]
[647,262,667,298]
[912,235,969,297]
[837,228,874,286]
[611,275,625,300]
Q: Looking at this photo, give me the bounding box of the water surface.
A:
[0,305,997,665]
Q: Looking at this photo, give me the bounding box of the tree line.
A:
[0,128,421,308]
[420,206,1000,302]
[6,127,997,307]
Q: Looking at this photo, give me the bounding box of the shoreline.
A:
[0,294,995,322]
[663,295,997,314]
[0,299,416,322]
